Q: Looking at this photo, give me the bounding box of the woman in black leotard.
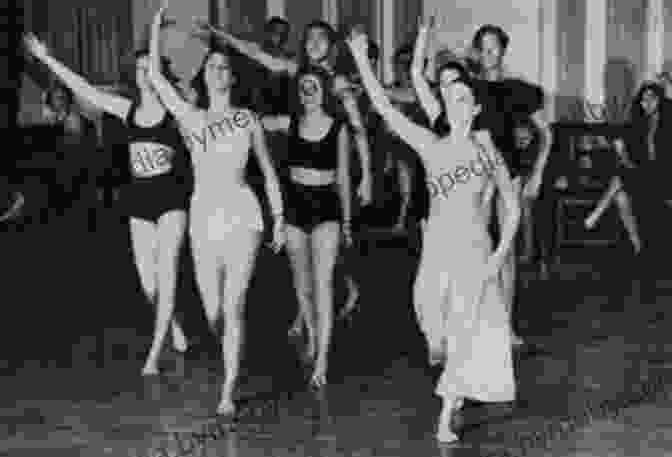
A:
[24,35,193,375]
[262,66,352,388]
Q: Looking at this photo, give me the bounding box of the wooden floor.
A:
[0,203,669,456]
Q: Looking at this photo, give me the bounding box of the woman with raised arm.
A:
[147,4,284,415]
[262,65,351,388]
[347,30,520,443]
[193,19,372,205]
[24,34,192,375]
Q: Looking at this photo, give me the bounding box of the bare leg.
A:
[585,176,621,229]
[217,229,261,415]
[130,218,160,374]
[285,225,317,359]
[413,244,451,365]
[310,222,341,388]
[339,274,360,319]
[191,228,222,332]
[142,210,188,374]
[498,178,522,344]
[614,188,641,253]
[436,396,464,443]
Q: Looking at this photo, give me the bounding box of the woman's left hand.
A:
[271,219,285,253]
[342,222,354,247]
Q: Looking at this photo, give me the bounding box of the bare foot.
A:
[511,334,525,347]
[216,398,236,417]
[141,362,159,376]
[171,322,188,353]
[436,398,463,443]
[310,358,327,389]
[288,316,303,337]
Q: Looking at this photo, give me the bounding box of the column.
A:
[380,0,394,84]
[267,0,285,19]
[322,0,338,27]
[539,0,557,121]
[644,0,664,81]
[584,0,607,117]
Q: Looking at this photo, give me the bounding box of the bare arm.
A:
[397,160,412,227]
[148,7,203,135]
[250,113,284,220]
[261,115,291,133]
[340,92,372,203]
[411,21,441,124]
[24,34,130,120]
[526,109,552,186]
[346,33,436,156]
[337,125,352,228]
[198,22,298,76]
[476,130,521,268]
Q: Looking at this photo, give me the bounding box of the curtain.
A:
[338,0,376,38]
[394,0,422,51]
[226,0,267,41]
[27,0,133,85]
[286,0,323,54]
[606,0,646,102]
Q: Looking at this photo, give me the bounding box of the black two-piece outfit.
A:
[284,116,344,233]
[117,103,193,223]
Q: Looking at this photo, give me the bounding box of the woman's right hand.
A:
[24,33,49,60]
[191,18,215,41]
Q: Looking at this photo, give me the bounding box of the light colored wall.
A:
[424,0,542,84]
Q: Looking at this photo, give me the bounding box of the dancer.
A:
[347,28,520,443]
[24,34,191,374]
[261,65,352,388]
[147,3,284,414]
[191,19,372,205]
[470,24,551,346]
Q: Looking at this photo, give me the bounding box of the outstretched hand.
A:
[345,29,369,57]
[191,17,216,41]
[23,33,48,60]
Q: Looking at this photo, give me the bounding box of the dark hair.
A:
[631,82,666,124]
[299,20,337,66]
[472,24,510,52]
[45,81,74,109]
[432,62,483,136]
[292,64,339,117]
[393,43,413,63]
[264,17,290,44]
[190,46,250,110]
[122,49,181,103]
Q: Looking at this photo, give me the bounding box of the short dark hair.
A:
[472,24,510,52]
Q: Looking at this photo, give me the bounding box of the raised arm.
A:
[249,113,284,222]
[476,130,521,275]
[148,4,203,134]
[411,18,441,124]
[346,32,435,155]
[24,34,130,120]
[192,20,298,76]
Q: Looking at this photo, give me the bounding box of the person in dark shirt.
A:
[471,24,553,346]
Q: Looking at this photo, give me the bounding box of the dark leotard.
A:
[284,116,344,233]
[118,102,193,223]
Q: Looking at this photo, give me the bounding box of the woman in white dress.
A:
[347,29,520,443]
